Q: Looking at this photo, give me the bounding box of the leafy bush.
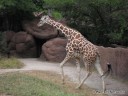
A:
[52,11,63,20]
[0,0,44,31]
[0,32,8,55]
[0,0,128,46]
[0,57,24,69]
[44,0,128,46]
[0,0,38,12]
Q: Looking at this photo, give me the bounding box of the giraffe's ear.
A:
[45,15,52,20]
[47,15,55,19]
[46,15,50,18]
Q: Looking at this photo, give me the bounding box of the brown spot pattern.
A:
[47,17,99,73]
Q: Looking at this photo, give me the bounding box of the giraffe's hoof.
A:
[102,89,106,94]
[62,82,65,85]
[61,81,65,85]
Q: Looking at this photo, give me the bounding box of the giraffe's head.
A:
[37,15,50,27]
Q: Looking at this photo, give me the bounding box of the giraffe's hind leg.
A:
[95,56,106,93]
[76,61,92,89]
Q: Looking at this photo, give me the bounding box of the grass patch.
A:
[0,71,107,96]
[23,71,107,96]
[0,72,79,96]
[0,57,24,69]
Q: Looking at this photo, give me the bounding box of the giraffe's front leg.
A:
[60,42,73,84]
[75,58,81,84]
[60,55,70,84]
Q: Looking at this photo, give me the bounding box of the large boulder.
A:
[16,43,26,53]
[6,31,15,42]
[11,31,27,43]
[41,38,67,62]
[8,31,37,58]
[22,18,58,39]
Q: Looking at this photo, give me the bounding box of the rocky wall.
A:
[98,46,128,80]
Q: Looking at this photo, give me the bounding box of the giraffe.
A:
[37,15,109,92]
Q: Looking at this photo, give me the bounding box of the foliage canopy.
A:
[0,0,128,46]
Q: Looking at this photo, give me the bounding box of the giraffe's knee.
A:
[60,63,63,68]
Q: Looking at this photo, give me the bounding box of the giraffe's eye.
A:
[39,22,42,25]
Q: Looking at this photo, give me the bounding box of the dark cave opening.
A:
[34,38,47,58]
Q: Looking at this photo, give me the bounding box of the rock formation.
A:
[8,31,37,57]
[22,18,58,39]
[5,17,128,80]
[41,38,67,62]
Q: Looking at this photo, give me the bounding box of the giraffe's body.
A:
[37,15,106,92]
[40,18,98,64]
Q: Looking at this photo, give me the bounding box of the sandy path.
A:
[0,58,128,96]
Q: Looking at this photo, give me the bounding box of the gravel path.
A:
[0,58,128,96]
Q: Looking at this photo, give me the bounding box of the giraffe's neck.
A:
[46,18,74,39]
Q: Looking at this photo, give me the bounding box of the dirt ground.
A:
[0,58,128,96]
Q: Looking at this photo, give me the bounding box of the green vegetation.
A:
[0,73,79,96]
[0,0,43,31]
[0,32,8,55]
[0,71,107,96]
[43,0,128,46]
[0,0,128,46]
[0,57,24,69]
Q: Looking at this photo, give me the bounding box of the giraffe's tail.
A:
[102,63,112,78]
[95,52,112,78]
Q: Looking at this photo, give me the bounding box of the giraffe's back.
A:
[67,33,98,64]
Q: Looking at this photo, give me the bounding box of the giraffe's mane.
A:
[49,17,80,33]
